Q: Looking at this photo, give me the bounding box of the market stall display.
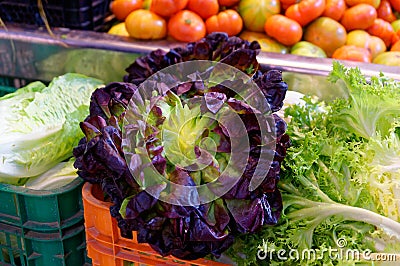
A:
[1,1,400,264]
[108,0,400,65]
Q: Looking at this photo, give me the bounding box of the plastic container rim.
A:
[0,176,83,196]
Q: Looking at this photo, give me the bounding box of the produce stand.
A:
[1,23,400,266]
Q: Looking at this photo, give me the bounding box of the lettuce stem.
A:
[285,198,400,241]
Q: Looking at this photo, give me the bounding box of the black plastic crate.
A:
[0,0,112,31]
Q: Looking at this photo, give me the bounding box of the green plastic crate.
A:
[0,178,84,232]
[0,220,87,266]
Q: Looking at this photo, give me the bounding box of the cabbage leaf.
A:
[0,73,103,184]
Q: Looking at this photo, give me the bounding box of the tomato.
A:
[142,0,151,9]
[389,0,400,12]
[290,41,327,57]
[285,0,326,27]
[392,19,400,32]
[345,0,381,8]
[218,0,240,6]
[205,10,243,36]
[188,0,219,19]
[168,10,206,42]
[110,0,143,21]
[238,0,280,32]
[280,0,297,3]
[332,45,372,62]
[377,0,396,23]
[108,22,130,36]
[346,30,370,47]
[239,31,289,53]
[125,9,167,39]
[369,36,387,58]
[322,0,346,21]
[346,30,386,59]
[373,51,400,65]
[367,18,396,47]
[150,0,188,17]
[304,17,347,57]
[391,40,400,51]
[264,14,302,46]
[340,4,377,31]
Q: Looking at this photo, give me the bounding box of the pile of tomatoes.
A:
[108,0,400,66]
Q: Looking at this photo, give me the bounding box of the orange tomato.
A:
[367,18,396,47]
[264,14,302,46]
[389,0,400,12]
[345,0,381,8]
[150,0,188,17]
[340,4,377,31]
[391,40,400,51]
[218,0,240,6]
[168,10,206,42]
[110,0,143,21]
[323,0,346,21]
[377,0,397,23]
[188,0,219,19]
[304,17,347,57]
[285,0,326,26]
[205,10,243,36]
[332,45,372,62]
[125,9,167,39]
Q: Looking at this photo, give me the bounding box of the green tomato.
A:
[290,41,327,58]
[391,19,400,33]
[238,0,281,32]
[372,51,400,66]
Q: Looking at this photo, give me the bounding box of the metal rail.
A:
[1,24,399,81]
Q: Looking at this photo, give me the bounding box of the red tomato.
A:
[110,0,143,21]
[150,0,188,17]
[205,10,243,36]
[323,0,347,21]
[285,0,326,26]
[264,14,303,46]
[168,10,206,42]
[377,0,397,23]
[332,45,372,62]
[218,0,240,6]
[367,18,396,47]
[340,4,377,31]
[187,0,219,19]
[389,0,400,12]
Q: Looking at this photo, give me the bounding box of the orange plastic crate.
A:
[82,182,230,266]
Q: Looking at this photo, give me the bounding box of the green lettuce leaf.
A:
[0,73,103,184]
